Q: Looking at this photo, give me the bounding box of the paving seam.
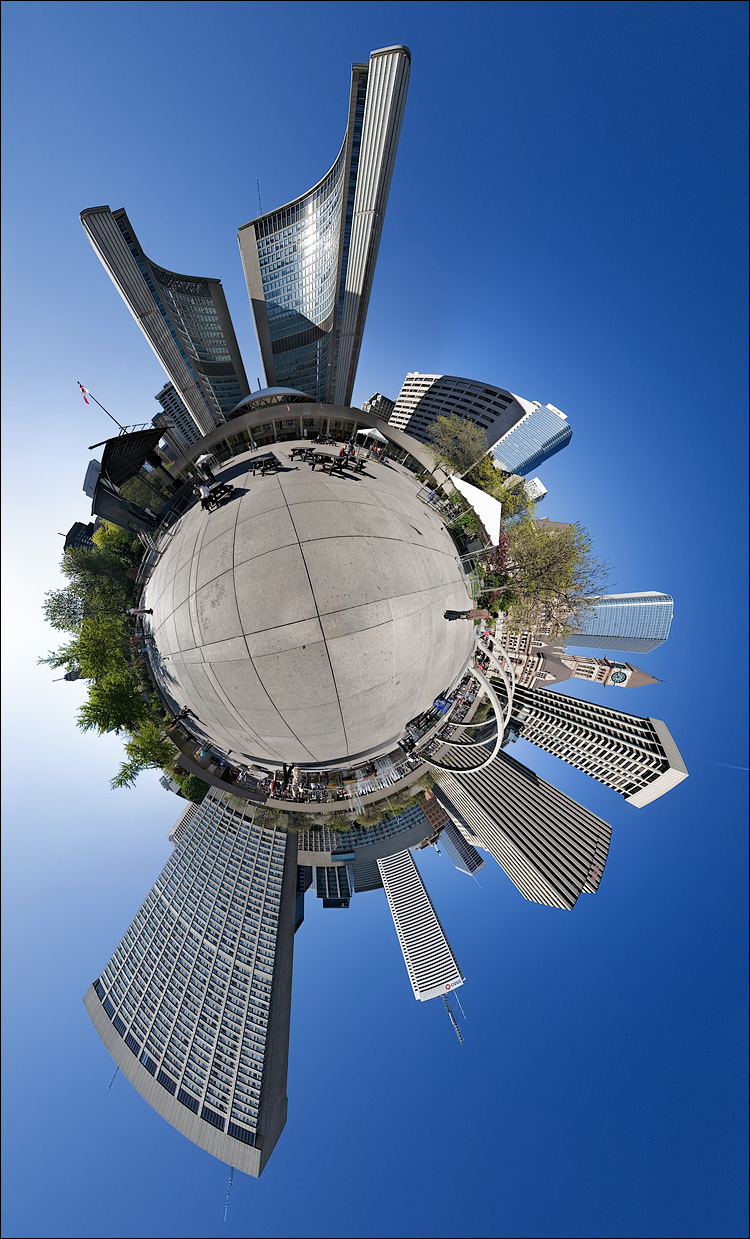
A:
[280,473,352,755]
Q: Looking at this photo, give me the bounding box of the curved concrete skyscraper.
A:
[238,46,410,404]
[81,207,250,437]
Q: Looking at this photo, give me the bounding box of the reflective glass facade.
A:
[492,404,572,476]
[568,593,674,654]
[81,206,249,437]
[112,211,249,421]
[239,47,410,405]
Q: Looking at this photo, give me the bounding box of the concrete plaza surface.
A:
[143,445,475,766]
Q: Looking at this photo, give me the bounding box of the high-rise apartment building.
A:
[524,477,547,503]
[568,593,674,654]
[361,392,395,419]
[63,520,99,551]
[388,374,572,476]
[81,207,250,438]
[84,789,297,1177]
[434,749,611,910]
[377,850,464,1000]
[166,801,200,847]
[508,684,688,806]
[238,46,410,405]
[154,381,202,451]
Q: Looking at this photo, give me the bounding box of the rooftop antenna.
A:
[107,1066,120,1091]
[455,991,468,1021]
[223,1166,235,1223]
[442,994,464,1044]
[257,178,263,215]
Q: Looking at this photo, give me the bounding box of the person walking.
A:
[443,607,490,621]
[125,607,153,616]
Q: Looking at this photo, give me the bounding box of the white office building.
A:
[377,850,464,1001]
[84,790,297,1177]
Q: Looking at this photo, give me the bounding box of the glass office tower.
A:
[81,206,250,437]
[568,593,674,653]
[238,46,410,404]
[491,403,572,476]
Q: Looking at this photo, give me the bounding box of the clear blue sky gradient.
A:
[1,4,747,1238]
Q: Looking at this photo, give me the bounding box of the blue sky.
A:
[1,3,747,1238]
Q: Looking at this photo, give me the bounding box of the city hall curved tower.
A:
[81,206,250,438]
[238,46,410,404]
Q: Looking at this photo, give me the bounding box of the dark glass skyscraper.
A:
[238,46,410,404]
[81,206,250,437]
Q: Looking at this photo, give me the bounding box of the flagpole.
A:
[78,383,127,432]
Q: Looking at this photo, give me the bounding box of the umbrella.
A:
[355,428,388,442]
[195,454,215,465]
[449,475,502,546]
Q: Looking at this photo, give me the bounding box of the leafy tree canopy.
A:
[427,414,489,475]
[77,669,148,735]
[111,721,178,790]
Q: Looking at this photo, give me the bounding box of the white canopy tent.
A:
[355,427,388,442]
[449,475,503,546]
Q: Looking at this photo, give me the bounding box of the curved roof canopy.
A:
[228,388,310,417]
[450,476,503,546]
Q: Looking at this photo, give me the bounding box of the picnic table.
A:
[251,451,281,476]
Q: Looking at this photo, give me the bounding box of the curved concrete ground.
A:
[143,445,474,766]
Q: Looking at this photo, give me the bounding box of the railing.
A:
[415,634,516,775]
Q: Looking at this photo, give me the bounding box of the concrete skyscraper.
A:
[507,683,688,806]
[81,207,250,438]
[238,46,410,405]
[377,850,464,1001]
[568,592,674,653]
[435,749,611,910]
[388,373,572,475]
[84,789,297,1177]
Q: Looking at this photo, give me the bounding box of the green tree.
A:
[77,670,148,735]
[427,414,489,476]
[92,521,140,564]
[111,721,178,789]
[176,774,210,802]
[500,521,608,636]
[42,586,86,633]
[75,615,130,680]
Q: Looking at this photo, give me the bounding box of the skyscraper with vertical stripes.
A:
[377,850,464,1000]
[84,790,297,1177]
[434,749,612,910]
[238,46,410,405]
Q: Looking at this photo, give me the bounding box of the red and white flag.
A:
[286,405,290,412]
[78,383,90,404]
